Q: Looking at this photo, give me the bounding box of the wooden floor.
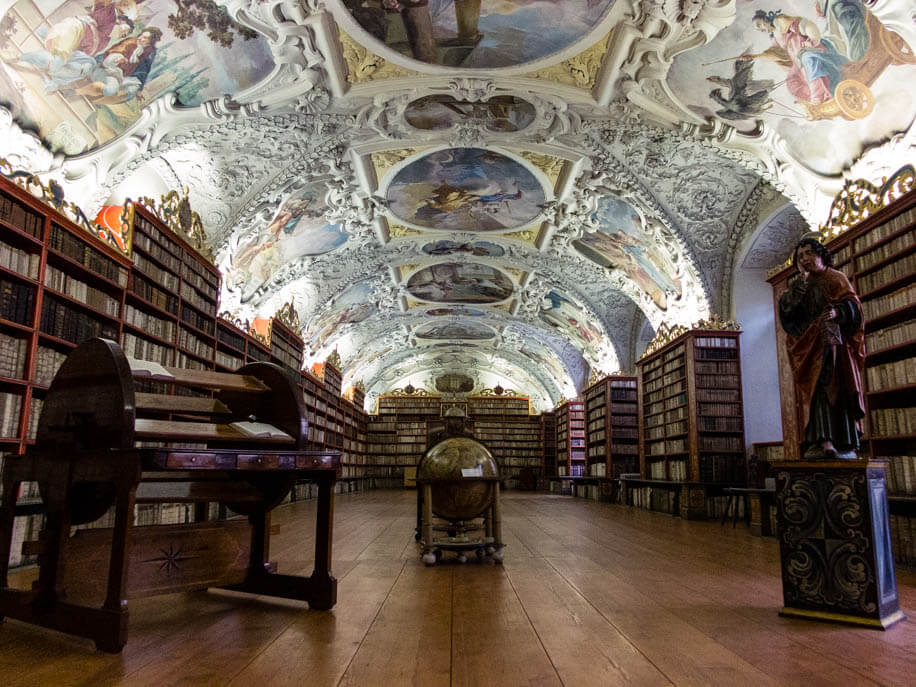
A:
[2,490,915,686]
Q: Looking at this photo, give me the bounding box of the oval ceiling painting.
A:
[346,0,615,69]
[227,183,348,302]
[573,197,682,310]
[0,0,274,155]
[435,374,474,393]
[386,148,545,232]
[426,307,486,317]
[422,239,505,257]
[406,95,535,132]
[406,263,514,304]
[539,290,603,350]
[415,321,495,340]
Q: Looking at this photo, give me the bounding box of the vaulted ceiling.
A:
[2,0,914,411]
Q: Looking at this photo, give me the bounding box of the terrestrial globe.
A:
[417,436,499,521]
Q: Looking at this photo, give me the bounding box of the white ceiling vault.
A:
[1,0,914,411]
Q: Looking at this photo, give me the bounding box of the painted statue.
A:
[778,236,865,460]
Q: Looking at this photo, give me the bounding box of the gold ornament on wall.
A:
[387,384,435,396]
[640,316,741,358]
[370,148,426,184]
[819,164,915,240]
[526,32,611,89]
[388,222,423,238]
[513,151,566,188]
[326,348,342,370]
[338,30,420,83]
[502,227,539,244]
[275,298,301,332]
[137,187,211,261]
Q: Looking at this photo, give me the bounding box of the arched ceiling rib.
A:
[1,0,914,411]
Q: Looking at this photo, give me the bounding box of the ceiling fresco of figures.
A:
[343,0,616,68]
[3,0,915,412]
[0,0,273,155]
[666,0,916,175]
[385,148,546,232]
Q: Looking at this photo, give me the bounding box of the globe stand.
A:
[418,479,503,565]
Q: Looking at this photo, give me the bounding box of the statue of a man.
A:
[779,236,866,459]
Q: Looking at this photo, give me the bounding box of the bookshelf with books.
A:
[635,327,746,518]
[467,396,541,488]
[366,395,441,486]
[584,375,639,479]
[555,399,586,478]
[769,184,916,566]
[540,410,556,486]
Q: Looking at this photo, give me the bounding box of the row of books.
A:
[697,416,743,432]
[866,318,916,354]
[177,326,214,360]
[629,486,676,513]
[180,280,217,317]
[180,304,214,336]
[1,195,43,238]
[122,331,175,366]
[215,349,244,370]
[861,283,916,320]
[49,224,128,287]
[699,435,743,452]
[865,356,916,391]
[1,278,35,325]
[0,240,40,280]
[130,273,178,315]
[180,260,219,300]
[643,372,684,390]
[44,265,120,318]
[694,336,738,348]
[610,388,637,401]
[646,438,685,455]
[883,454,916,495]
[40,295,118,344]
[0,331,27,379]
[856,229,914,271]
[695,361,738,375]
[870,407,916,437]
[853,207,915,251]
[858,252,916,294]
[132,251,179,291]
[694,348,738,361]
[645,381,686,403]
[889,514,916,568]
[0,392,23,437]
[698,402,742,417]
[696,374,739,389]
[125,303,175,343]
[32,345,67,386]
[133,223,182,272]
[26,396,42,440]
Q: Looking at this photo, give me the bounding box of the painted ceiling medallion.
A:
[425,307,487,317]
[385,147,545,232]
[406,262,514,303]
[421,239,505,257]
[405,94,535,132]
[415,321,495,340]
[0,0,272,154]
[344,0,615,69]
[435,374,474,393]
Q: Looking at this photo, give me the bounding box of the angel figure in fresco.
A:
[744,3,915,120]
[232,194,322,272]
[14,1,139,93]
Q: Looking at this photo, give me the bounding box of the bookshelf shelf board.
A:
[865,340,916,364]
[0,319,34,334]
[125,290,178,319]
[852,223,915,259]
[0,264,39,287]
[46,248,126,291]
[855,244,916,279]
[860,272,915,301]
[43,287,121,322]
[0,219,44,245]
[0,376,28,387]
[178,319,216,341]
[864,384,916,402]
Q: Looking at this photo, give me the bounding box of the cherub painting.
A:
[0,0,273,154]
[306,280,376,352]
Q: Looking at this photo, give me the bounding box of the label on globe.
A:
[461,466,483,477]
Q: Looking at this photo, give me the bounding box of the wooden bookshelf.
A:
[769,185,916,567]
[636,328,746,517]
[584,376,639,479]
[467,396,540,488]
[555,399,585,477]
[540,410,556,485]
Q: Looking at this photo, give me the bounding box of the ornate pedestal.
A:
[773,460,904,629]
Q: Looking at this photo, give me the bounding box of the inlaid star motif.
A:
[145,543,197,574]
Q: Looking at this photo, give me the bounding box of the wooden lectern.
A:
[0,338,340,652]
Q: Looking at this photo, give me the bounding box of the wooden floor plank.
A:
[503,556,673,685]
[2,489,914,687]
[338,562,452,686]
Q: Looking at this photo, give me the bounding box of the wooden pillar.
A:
[774,459,904,629]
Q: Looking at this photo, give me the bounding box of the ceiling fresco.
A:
[2,0,914,412]
[0,0,273,155]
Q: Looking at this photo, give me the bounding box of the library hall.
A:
[1,0,916,684]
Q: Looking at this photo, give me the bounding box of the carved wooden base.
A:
[773,459,904,629]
